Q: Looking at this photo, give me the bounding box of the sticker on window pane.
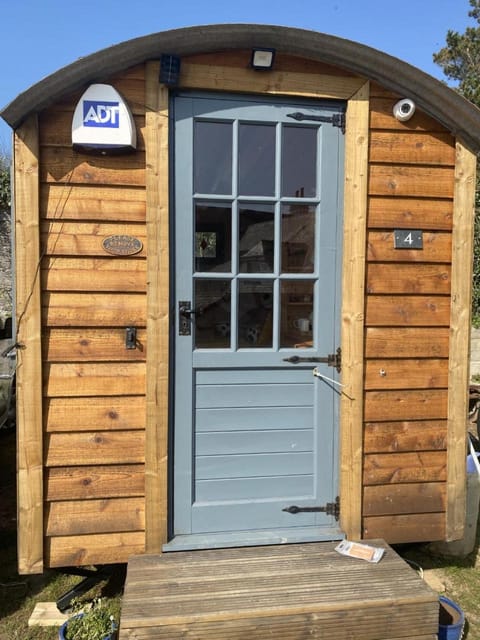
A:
[238,280,273,348]
[196,231,217,258]
[195,203,231,273]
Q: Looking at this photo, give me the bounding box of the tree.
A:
[0,148,12,316]
[434,0,480,323]
[434,0,480,107]
[0,149,10,215]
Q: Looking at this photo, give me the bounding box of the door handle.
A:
[178,301,200,336]
[179,305,196,319]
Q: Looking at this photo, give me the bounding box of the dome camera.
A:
[393,98,416,122]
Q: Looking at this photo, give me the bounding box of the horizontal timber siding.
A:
[362,85,455,543]
[39,65,147,568]
[27,51,470,567]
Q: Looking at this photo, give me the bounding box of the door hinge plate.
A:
[282,347,341,373]
[287,111,346,133]
[282,496,340,521]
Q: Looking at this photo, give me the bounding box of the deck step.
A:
[119,540,439,639]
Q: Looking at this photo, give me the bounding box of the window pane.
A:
[280,281,314,348]
[239,204,275,273]
[238,280,273,348]
[281,126,317,198]
[194,279,231,348]
[194,121,232,194]
[238,124,275,196]
[195,203,231,273]
[281,204,315,273]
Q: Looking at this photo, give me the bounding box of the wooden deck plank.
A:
[28,602,68,627]
[119,541,438,639]
[121,610,438,639]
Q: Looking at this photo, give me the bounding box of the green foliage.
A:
[433,0,480,107]
[434,1,480,321]
[64,597,120,640]
[0,151,10,215]
[473,180,480,326]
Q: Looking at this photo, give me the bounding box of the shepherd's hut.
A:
[1,26,479,583]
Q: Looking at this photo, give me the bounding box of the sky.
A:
[0,0,473,151]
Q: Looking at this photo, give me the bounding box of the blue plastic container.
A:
[58,613,117,639]
[467,452,480,473]
[438,596,464,640]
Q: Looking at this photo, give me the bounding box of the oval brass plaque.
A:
[102,235,143,256]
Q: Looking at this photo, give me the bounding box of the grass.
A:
[400,541,480,639]
[0,429,123,640]
[1,422,480,638]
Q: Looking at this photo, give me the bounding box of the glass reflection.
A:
[194,279,231,348]
[238,280,273,348]
[195,203,232,273]
[281,204,315,273]
[238,123,275,196]
[239,204,274,273]
[281,125,317,198]
[194,121,232,194]
[280,281,314,348]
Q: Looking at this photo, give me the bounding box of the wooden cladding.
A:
[45,396,146,432]
[366,264,451,295]
[41,184,146,221]
[42,258,147,293]
[16,51,474,569]
[368,197,453,230]
[39,66,147,566]
[15,116,44,574]
[43,328,147,361]
[363,483,446,516]
[45,532,145,568]
[369,131,455,166]
[46,497,145,536]
[45,465,145,501]
[365,328,449,358]
[362,91,460,543]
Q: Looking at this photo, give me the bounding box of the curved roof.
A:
[3,23,480,151]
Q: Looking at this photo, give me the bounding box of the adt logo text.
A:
[83,100,120,128]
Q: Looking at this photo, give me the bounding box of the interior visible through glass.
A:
[238,280,274,348]
[281,125,317,198]
[194,279,231,348]
[239,204,274,273]
[194,121,232,194]
[280,280,314,348]
[281,204,315,273]
[192,113,321,351]
[238,123,276,196]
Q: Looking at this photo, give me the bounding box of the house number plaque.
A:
[394,229,423,249]
[102,235,143,256]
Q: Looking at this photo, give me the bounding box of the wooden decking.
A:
[119,540,439,639]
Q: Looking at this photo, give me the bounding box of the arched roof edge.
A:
[2,23,480,152]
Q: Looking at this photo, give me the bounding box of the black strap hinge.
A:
[287,111,346,134]
[282,347,341,373]
[282,496,340,521]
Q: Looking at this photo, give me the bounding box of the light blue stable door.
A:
[170,93,345,550]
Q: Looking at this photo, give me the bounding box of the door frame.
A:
[143,59,370,552]
[170,92,345,549]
